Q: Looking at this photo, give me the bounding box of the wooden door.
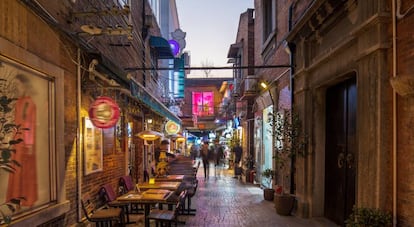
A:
[324,76,357,225]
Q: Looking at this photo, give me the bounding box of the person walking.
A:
[190,143,199,161]
[201,141,210,179]
[214,140,224,178]
[233,142,242,178]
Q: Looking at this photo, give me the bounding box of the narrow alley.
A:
[125,158,338,227]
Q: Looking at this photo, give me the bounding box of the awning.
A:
[227,42,242,58]
[130,78,181,125]
[149,36,174,59]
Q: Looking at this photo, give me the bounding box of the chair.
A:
[100,184,132,224]
[119,175,144,214]
[119,175,134,193]
[184,179,198,215]
[147,190,187,227]
[81,193,125,227]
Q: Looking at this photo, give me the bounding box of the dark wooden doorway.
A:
[324,76,357,225]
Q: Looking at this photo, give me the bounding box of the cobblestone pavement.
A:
[128,159,339,227]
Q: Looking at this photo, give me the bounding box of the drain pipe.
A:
[392,0,397,226]
[76,48,82,221]
[287,4,296,195]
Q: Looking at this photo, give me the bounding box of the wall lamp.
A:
[260,81,269,90]
[260,81,275,106]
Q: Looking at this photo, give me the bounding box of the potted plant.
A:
[270,108,307,215]
[262,168,275,201]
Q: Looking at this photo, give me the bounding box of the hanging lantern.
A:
[88,96,120,129]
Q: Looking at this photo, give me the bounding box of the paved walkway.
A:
[128,159,339,227]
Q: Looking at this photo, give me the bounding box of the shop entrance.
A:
[324,76,357,225]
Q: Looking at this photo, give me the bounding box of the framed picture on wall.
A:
[0,54,56,211]
[83,117,103,175]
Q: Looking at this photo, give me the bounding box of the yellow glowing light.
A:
[260,82,268,89]
[136,130,163,141]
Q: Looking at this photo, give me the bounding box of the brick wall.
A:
[395,0,414,224]
[0,1,136,226]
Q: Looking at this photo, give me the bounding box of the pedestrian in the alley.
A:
[201,141,210,179]
[233,142,242,177]
[190,143,199,161]
[214,140,225,177]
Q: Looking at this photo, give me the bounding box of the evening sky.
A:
[176,0,254,78]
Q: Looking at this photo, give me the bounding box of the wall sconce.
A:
[260,81,274,106]
[260,81,269,90]
[147,118,153,124]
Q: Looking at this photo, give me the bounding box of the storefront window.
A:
[0,56,56,218]
[261,106,273,187]
[192,91,214,116]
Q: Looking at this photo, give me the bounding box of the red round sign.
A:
[88,96,120,129]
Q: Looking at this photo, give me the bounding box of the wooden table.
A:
[155,175,185,182]
[117,190,172,227]
[137,181,181,191]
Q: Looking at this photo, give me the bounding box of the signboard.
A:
[88,96,120,129]
[165,120,180,135]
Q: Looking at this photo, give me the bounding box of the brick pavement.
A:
[128,159,339,227]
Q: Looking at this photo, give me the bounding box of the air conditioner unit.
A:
[244,76,258,92]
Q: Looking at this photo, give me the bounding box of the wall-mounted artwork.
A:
[83,117,103,175]
[0,54,54,211]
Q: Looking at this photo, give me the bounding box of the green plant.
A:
[262,168,274,188]
[0,91,21,173]
[270,108,307,194]
[242,155,254,169]
[345,206,392,227]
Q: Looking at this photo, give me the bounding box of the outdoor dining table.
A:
[155,174,185,182]
[137,181,181,191]
[117,189,173,227]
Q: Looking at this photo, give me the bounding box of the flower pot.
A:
[263,188,275,201]
[274,194,295,216]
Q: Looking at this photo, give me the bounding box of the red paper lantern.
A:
[88,96,120,129]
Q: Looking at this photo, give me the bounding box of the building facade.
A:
[227,8,256,182]
[240,0,414,226]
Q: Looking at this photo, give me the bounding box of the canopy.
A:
[149,36,174,59]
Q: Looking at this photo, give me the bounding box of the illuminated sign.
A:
[88,96,120,129]
[165,120,180,135]
[168,39,180,56]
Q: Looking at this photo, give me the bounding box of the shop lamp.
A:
[176,137,185,142]
[135,130,163,141]
[168,133,183,141]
